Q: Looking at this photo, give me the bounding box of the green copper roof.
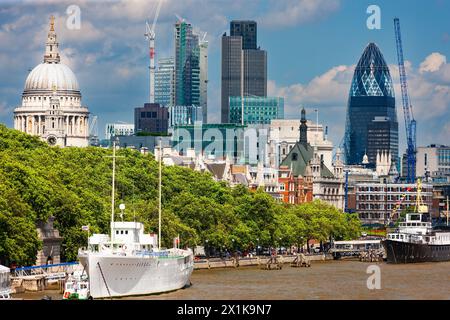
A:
[280,142,334,178]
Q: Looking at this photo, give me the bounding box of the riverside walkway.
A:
[193,253,332,270]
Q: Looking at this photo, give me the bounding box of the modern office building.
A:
[366,116,399,167]
[416,144,450,181]
[221,20,267,123]
[230,20,257,50]
[199,39,208,123]
[168,105,202,127]
[229,96,284,125]
[355,182,433,225]
[155,57,175,107]
[105,122,134,140]
[171,123,247,160]
[134,103,169,135]
[174,21,203,108]
[344,43,398,167]
[221,35,242,123]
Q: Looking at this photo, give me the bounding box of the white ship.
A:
[77,140,194,299]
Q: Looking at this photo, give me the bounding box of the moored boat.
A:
[382,180,450,263]
[77,139,194,299]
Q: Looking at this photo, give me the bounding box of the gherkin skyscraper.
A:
[344,43,398,167]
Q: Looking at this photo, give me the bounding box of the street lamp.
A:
[205,239,209,258]
[256,238,259,256]
[279,237,282,255]
[119,203,125,222]
[231,238,235,254]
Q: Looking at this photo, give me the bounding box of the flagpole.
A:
[447,196,449,227]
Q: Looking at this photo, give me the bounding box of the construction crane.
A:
[394,18,417,183]
[88,115,99,146]
[145,0,163,104]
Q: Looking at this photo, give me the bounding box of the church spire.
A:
[299,107,308,145]
[44,15,60,64]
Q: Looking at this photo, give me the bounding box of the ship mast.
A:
[111,139,117,246]
[415,178,428,214]
[158,139,162,250]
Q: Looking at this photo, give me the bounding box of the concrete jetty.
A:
[193,253,332,270]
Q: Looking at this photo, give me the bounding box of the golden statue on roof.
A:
[50,15,55,32]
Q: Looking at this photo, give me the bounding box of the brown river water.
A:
[13,260,450,300]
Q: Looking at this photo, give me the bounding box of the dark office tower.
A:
[344,43,398,167]
[221,36,242,123]
[243,49,267,96]
[221,20,267,123]
[230,20,257,50]
[367,116,399,166]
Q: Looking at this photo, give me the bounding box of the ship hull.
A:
[78,251,194,299]
[382,240,450,264]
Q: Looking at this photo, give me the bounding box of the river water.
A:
[14,260,450,300]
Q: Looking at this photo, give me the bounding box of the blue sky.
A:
[0,0,449,149]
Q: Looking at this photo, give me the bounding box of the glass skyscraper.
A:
[229,96,284,125]
[199,39,208,123]
[155,57,175,107]
[175,21,201,107]
[174,20,208,123]
[168,105,202,127]
[221,20,267,123]
[344,43,398,167]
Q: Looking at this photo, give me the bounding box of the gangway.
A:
[12,262,80,280]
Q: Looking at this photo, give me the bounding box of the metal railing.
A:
[12,262,79,279]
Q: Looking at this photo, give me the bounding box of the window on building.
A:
[292,153,298,161]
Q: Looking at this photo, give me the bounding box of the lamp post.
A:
[231,238,235,254]
[205,239,209,258]
[119,203,125,222]
[278,237,282,255]
[256,238,259,256]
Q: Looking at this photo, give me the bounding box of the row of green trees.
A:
[0,125,361,266]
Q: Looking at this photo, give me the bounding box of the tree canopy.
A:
[0,125,361,265]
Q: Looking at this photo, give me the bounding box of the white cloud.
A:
[420,52,446,73]
[268,64,353,113]
[260,0,340,28]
